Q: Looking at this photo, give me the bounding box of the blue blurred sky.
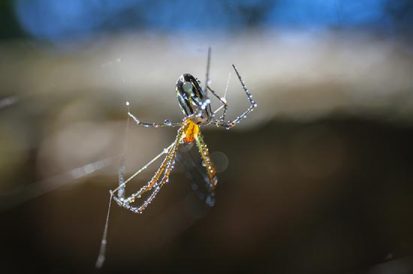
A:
[12,0,413,41]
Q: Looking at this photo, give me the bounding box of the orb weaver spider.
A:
[96,48,257,268]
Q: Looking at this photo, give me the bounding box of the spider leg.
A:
[207,86,228,121]
[116,141,175,199]
[96,155,175,269]
[96,127,184,268]
[194,131,218,207]
[96,143,174,269]
[117,102,180,197]
[176,143,216,207]
[204,46,211,93]
[113,140,180,214]
[208,71,232,125]
[214,65,257,129]
[203,47,229,125]
[126,102,181,128]
[128,112,181,128]
[121,146,179,213]
[113,125,184,211]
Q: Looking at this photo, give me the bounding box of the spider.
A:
[96,48,257,268]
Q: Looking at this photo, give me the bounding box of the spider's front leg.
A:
[118,102,182,198]
[127,102,181,128]
[214,65,257,129]
[128,112,182,128]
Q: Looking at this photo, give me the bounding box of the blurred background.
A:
[1,0,413,273]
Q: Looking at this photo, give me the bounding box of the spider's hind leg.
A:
[96,127,183,268]
[176,143,216,207]
[112,126,184,214]
[194,132,218,206]
[113,147,177,214]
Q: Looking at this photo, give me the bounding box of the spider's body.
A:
[96,48,257,268]
[176,73,213,125]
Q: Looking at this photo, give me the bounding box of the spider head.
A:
[176,73,212,124]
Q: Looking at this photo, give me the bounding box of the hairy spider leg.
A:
[96,128,183,268]
[195,132,217,190]
[113,127,184,213]
[117,101,181,199]
[96,143,176,268]
[207,71,232,125]
[213,65,257,129]
[203,48,230,124]
[176,144,215,207]
[194,131,217,206]
[181,119,218,206]
[117,142,175,199]
[126,101,181,129]
[128,111,181,128]
[204,47,211,95]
